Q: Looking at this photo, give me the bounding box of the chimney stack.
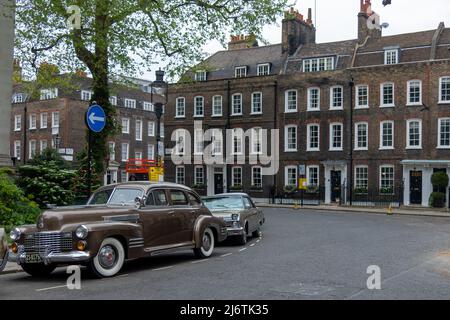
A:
[358,0,382,44]
[228,34,259,50]
[282,7,316,55]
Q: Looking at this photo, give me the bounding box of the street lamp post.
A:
[152,69,167,167]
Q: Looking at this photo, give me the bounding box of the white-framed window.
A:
[380,165,395,193]
[51,111,59,128]
[124,98,136,109]
[40,140,48,153]
[109,96,117,106]
[147,144,155,160]
[14,115,21,131]
[439,77,450,103]
[406,119,422,149]
[307,124,320,151]
[29,114,37,130]
[195,71,207,82]
[135,120,143,141]
[306,166,319,187]
[175,97,185,118]
[232,93,242,115]
[235,66,247,78]
[285,166,298,187]
[384,49,399,65]
[12,93,24,103]
[232,167,243,187]
[251,127,263,155]
[232,128,243,155]
[194,129,204,155]
[355,166,368,190]
[40,88,58,100]
[251,92,262,114]
[135,151,143,160]
[252,166,263,188]
[438,118,450,148]
[355,122,368,151]
[81,90,93,101]
[285,125,297,152]
[121,143,129,162]
[212,96,222,117]
[407,80,422,106]
[355,85,369,109]
[307,87,320,111]
[330,86,343,110]
[380,121,394,149]
[29,140,37,159]
[148,121,155,137]
[380,82,395,107]
[174,129,186,155]
[285,90,297,113]
[108,142,115,161]
[211,129,223,155]
[143,101,154,111]
[194,166,204,185]
[303,57,335,72]
[40,113,48,129]
[121,118,130,134]
[194,96,204,117]
[329,123,343,151]
[176,166,185,185]
[257,63,270,76]
[14,141,21,160]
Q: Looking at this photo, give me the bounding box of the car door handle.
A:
[168,211,175,215]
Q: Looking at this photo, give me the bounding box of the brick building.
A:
[10,72,165,185]
[165,0,450,207]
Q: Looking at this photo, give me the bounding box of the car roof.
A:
[204,193,250,199]
[94,182,193,193]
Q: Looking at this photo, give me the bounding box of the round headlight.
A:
[231,213,239,221]
[75,225,88,239]
[10,228,21,241]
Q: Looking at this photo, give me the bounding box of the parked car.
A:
[0,228,8,272]
[202,193,265,245]
[8,182,227,278]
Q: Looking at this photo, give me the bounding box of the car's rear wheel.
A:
[194,227,215,258]
[21,263,56,277]
[88,237,125,278]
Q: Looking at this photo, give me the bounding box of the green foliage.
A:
[283,185,297,193]
[0,173,41,233]
[429,192,446,208]
[354,187,368,195]
[380,187,394,195]
[230,185,243,191]
[17,149,76,208]
[431,172,449,191]
[306,185,319,194]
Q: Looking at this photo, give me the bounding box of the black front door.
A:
[330,171,341,202]
[410,171,422,205]
[214,173,224,194]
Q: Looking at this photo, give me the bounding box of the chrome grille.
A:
[24,232,73,254]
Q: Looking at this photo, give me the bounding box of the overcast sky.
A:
[143,0,450,80]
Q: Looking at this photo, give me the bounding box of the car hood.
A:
[209,209,246,219]
[39,205,136,231]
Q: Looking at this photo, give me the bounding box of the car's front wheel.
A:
[21,263,56,277]
[88,237,125,278]
[194,227,215,258]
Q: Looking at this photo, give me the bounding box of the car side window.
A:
[153,190,168,206]
[170,190,189,206]
[188,192,202,206]
[89,189,113,205]
[145,192,156,206]
[243,197,253,209]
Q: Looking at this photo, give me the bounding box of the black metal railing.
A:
[343,184,404,207]
[270,187,326,206]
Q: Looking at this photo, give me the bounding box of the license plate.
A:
[25,253,43,264]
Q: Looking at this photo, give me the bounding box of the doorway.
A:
[214,173,224,195]
[330,170,342,202]
[410,171,422,205]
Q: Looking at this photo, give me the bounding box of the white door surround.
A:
[322,161,348,204]
[206,165,228,196]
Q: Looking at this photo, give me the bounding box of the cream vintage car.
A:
[0,228,8,272]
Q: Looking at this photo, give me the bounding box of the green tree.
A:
[17,149,76,208]
[13,0,288,174]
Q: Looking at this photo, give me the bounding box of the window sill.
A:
[438,101,450,105]
[406,146,422,150]
[329,149,344,152]
[175,116,186,119]
[284,110,297,114]
[436,146,450,149]
[211,115,222,118]
[354,148,368,151]
[307,149,320,152]
[307,109,321,112]
[250,112,263,116]
[284,150,298,153]
[193,115,204,118]
[406,103,423,107]
[380,105,395,108]
[329,107,344,111]
[231,114,243,117]
[379,147,394,150]
[355,106,369,110]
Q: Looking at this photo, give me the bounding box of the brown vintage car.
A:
[0,228,8,272]
[8,182,227,278]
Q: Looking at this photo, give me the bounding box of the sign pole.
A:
[87,129,92,199]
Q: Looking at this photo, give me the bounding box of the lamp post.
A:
[152,69,167,167]
[53,134,61,151]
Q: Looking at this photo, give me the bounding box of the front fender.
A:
[193,216,227,247]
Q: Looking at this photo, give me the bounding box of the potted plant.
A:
[306,185,319,194]
[283,185,297,194]
[229,184,243,191]
[192,183,206,190]
[380,187,394,195]
[354,187,368,195]
[429,172,449,208]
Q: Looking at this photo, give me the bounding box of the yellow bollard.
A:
[294,201,299,210]
[387,204,393,215]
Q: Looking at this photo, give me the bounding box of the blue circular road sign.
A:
[86,105,106,133]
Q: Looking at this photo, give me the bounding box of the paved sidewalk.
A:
[1,262,22,275]
[257,203,450,218]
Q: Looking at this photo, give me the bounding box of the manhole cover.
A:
[272,283,335,296]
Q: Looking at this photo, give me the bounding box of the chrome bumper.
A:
[226,226,245,236]
[8,249,90,266]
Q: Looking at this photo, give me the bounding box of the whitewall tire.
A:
[88,237,125,278]
[194,227,215,259]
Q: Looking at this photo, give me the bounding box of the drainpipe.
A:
[226,80,231,193]
[349,78,355,206]
[273,80,278,198]
[23,103,27,164]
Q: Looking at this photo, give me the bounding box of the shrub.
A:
[429,192,446,208]
[229,185,243,191]
[283,185,297,193]
[0,173,41,233]
[431,172,449,193]
[354,187,368,195]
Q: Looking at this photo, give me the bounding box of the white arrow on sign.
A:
[89,112,105,125]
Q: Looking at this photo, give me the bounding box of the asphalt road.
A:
[2,208,450,300]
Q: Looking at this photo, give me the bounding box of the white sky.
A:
[143,0,450,80]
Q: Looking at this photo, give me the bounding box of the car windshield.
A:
[108,188,144,205]
[203,197,244,211]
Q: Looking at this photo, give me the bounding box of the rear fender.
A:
[193,216,227,248]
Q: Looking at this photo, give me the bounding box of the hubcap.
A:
[202,233,211,251]
[98,245,117,269]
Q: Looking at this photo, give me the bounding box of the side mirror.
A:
[134,196,147,209]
